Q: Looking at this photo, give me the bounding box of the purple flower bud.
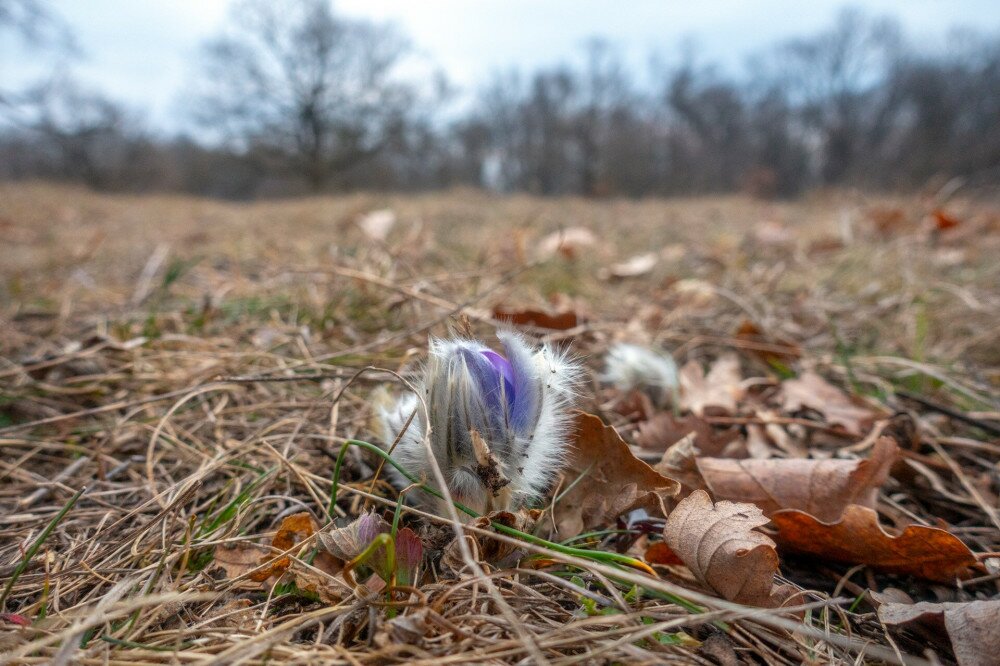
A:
[357,512,388,546]
[380,332,582,514]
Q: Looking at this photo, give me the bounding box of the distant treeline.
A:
[1,1,998,199]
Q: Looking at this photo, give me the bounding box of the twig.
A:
[896,389,1000,436]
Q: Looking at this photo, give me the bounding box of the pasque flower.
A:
[380,331,582,515]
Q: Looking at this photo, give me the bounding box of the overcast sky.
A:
[3,0,998,134]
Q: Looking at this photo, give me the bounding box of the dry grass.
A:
[1,182,998,664]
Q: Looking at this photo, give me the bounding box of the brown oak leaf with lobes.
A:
[554,411,680,538]
[696,436,897,521]
[772,504,979,582]
[663,490,786,607]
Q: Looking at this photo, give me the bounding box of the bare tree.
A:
[767,8,902,184]
[192,0,414,191]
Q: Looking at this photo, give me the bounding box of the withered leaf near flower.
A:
[554,411,680,539]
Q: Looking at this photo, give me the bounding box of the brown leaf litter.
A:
[878,600,1000,666]
[678,353,745,416]
[779,370,879,435]
[553,411,680,538]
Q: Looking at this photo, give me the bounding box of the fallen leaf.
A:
[780,371,876,435]
[212,542,272,580]
[602,252,657,279]
[644,541,684,566]
[663,490,783,606]
[679,354,744,416]
[772,504,979,582]
[868,206,909,237]
[636,412,741,456]
[609,389,655,422]
[536,227,597,260]
[654,432,704,492]
[671,279,718,308]
[250,512,318,582]
[374,608,433,649]
[696,436,898,521]
[357,209,396,241]
[879,600,1000,666]
[554,411,680,538]
[211,599,257,631]
[492,305,579,330]
[291,562,352,605]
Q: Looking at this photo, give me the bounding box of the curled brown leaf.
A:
[663,489,784,607]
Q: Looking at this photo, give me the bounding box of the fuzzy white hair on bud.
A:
[601,342,679,408]
[379,331,582,516]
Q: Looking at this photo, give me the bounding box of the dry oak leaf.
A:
[772,504,979,582]
[554,411,680,538]
[780,371,876,435]
[654,432,705,494]
[679,354,744,416]
[663,490,783,607]
[878,600,1000,666]
[696,436,898,521]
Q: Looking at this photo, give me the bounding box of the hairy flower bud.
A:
[601,343,679,408]
[380,331,582,515]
